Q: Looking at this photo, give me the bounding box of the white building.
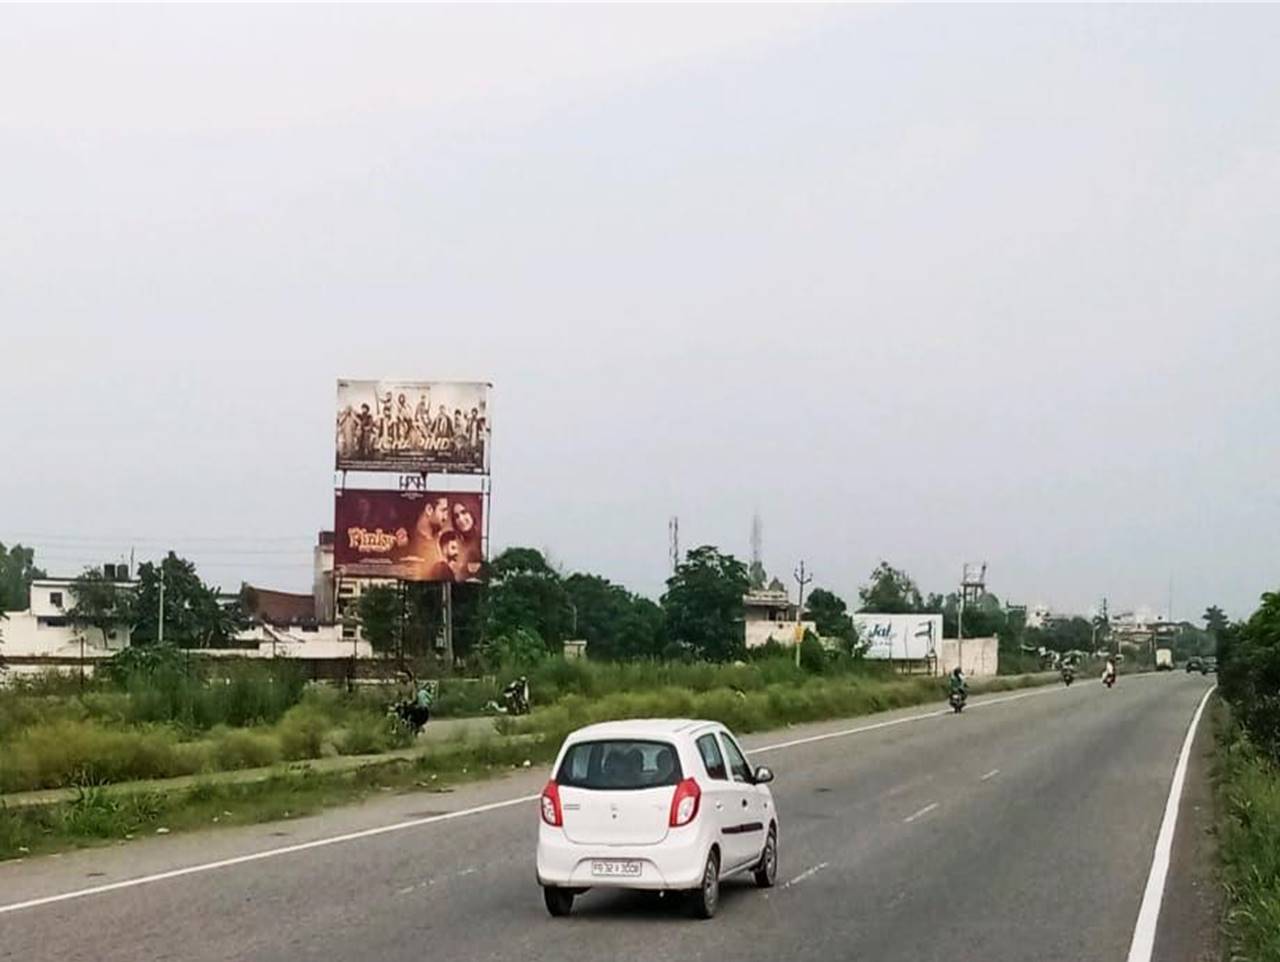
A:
[0,572,137,659]
[1025,602,1052,631]
[742,588,818,649]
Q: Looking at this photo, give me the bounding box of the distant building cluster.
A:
[0,532,390,676]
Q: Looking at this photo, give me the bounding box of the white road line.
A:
[0,794,539,917]
[783,862,829,888]
[0,677,1097,917]
[903,802,939,824]
[1125,685,1215,962]
[981,769,1000,781]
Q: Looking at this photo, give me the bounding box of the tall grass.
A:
[1217,706,1280,960]
[0,687,412,793]
[500,672,1047,748]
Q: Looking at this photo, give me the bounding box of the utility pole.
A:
[958,562,987,674]
[668,516,680,574]
[793,561,813,668]
[157,564,165,645]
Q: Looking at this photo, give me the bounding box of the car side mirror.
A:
[753,766,775,784]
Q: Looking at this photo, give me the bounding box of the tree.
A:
[1203,605,1229,639]
[68,567,135,646]
[661,545,749,662]
[1219,591,1280,762]
[858,562,922,613]
[0,543,46,611]
[132,553,244,647]
[357,584,403,656]
[806,588,854,644]
[1026,616,1093,655]
[563,573,666,660]
[486,548,573,650]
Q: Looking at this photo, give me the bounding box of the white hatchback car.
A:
[536,718,778,919]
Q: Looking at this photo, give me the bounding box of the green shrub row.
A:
[0,690,412,793]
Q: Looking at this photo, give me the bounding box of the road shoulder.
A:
[1152,693,1224,962]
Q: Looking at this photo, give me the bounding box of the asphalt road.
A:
[0,673,1215,962]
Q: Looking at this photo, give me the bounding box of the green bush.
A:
[277,705,332,761]
[799,636,827,674]
[1217,712,1280,960]
[0,720,198,793]
[209,727,283,770]
[336,713,407,755]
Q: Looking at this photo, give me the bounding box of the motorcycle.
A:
[503,677,531,716]
[1061,667,1075,687]
[486,677,531,716]
[948,690,967,714]
[1102,672,1116,689]
[390,699,431,734]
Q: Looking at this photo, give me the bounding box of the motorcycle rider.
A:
[949,666,968,705]
[503,675,530,715]
[1102,656,1117,686]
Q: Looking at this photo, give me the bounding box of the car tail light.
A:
[541,780,563,827]
[669,778,701,827]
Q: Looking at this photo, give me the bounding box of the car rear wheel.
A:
[689,849,720,919]
[543,886,574,918]
[754,827,778,888]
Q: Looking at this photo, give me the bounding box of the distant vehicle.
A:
[1155,648,1174,671]
[1201,657,1218,675]
[537,719,778,919]
[1186,657,1202,674]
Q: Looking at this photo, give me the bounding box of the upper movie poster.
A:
[336,379,490,474]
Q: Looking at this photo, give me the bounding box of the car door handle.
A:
[742,799,749,807]
[715,802,725,811]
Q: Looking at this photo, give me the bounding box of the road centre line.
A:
[0,678,1100,916]
[783,862,829,888]
[903,802,939,824]
[981,769,1000,781]
[1124,685,1215,962]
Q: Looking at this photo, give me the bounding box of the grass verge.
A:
[0,671,1055,863]
[1215,700,1280,960]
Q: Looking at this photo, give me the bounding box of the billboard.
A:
[336,380,490,474]
[852,613,943,661]
[334,489,485,583]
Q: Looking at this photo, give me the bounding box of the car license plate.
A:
[591,859,642,878]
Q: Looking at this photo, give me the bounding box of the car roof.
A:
[564,718,721,741]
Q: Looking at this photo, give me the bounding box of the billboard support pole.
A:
[442,582,454,668]
[397,579,406,674]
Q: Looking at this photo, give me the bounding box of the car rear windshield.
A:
[556,739,684,791]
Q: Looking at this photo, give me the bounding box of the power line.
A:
[2,533,312,544]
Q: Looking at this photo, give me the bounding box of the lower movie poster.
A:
[335,489,485,583]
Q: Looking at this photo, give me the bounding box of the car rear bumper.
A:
[536,824,710,890]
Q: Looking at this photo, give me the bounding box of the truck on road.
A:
[1155,648,1173,671]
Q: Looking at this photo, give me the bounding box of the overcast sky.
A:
[2,5,1277,620]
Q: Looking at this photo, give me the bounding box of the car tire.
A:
[754,827,778,888]
[689,849,720,919]
[543,886,574,918]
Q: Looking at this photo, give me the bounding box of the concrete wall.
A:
[0,610,129,658]
[936,636,999,676]
[745,620,817,650]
